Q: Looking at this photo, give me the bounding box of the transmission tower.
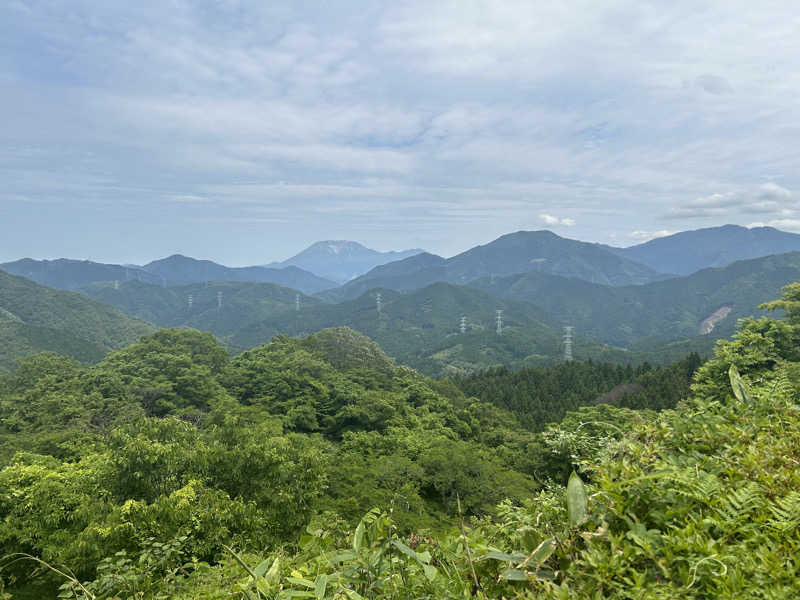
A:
[460,315,467,334]
[187,294,193,310]
[217,291,223,309]
[496,309,503,335]
[376,292,382,315]
[113,280,119,290]
[563,326,574,361]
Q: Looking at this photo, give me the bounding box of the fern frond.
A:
[768,491,800,534]
[672,471,721,505]
[769,369,796,401]
[714,482,763,524]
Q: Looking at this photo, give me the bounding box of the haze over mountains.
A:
[266,240,425,284]
[3,224,800,374]
[606,225,800,275]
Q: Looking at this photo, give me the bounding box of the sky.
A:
[1,1,799,265]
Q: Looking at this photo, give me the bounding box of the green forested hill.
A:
[0,271,155,372]
[228,282,638,376]
[471,251,800,347]
[80,279,320,337]
[0,257,161,290]
[79,278,703,376]
[0,326,550,596]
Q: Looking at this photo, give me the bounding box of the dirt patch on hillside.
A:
[700,305,733,335]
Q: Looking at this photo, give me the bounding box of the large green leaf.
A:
[520,537,555,570]
[567,471,588,527]
[729,364,754,402]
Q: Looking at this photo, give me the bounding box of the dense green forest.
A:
[1,283,798,598]
[454,353,703,431]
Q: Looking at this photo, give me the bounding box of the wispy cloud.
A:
[663,183,796,221]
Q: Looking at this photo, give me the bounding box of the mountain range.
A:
[4,224,800,375]
[1,255,337,295]
[318,230,669,302]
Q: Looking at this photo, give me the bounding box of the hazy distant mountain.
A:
[608,225,800,275]
[0,258,161,290]
[141,254,337,294]
[471,251,800,347]
[269,241,425,283]
[0,270,155,371]
[321,231,666,301]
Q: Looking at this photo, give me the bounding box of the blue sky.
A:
[1,1,799,265]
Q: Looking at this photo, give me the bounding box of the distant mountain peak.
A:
[271,241,426,284]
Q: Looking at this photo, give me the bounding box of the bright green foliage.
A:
[3,283,800,598]
[760,281,800,324]
[0,326,545,596]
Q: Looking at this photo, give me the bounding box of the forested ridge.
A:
[0,284,798,598]
[0,271,155,373]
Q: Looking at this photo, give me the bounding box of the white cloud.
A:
[540,213,575,226]
[629,230,675,241]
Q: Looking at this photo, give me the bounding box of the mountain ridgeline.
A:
[319,230,668,302]
[607,224,800,275]
[1,255,338,295]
